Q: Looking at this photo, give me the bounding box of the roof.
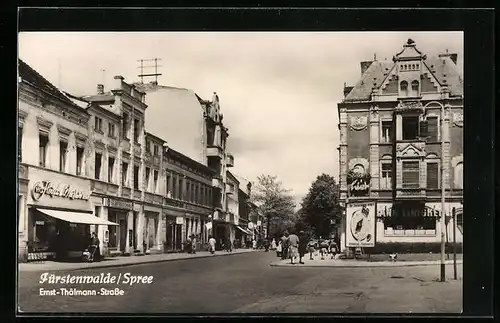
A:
[344,42,463,102]
[166,148,215,176]
[133,82,190,93]
[18,59,85,110]
[81,93,115,102]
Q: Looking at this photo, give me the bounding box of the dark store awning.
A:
[235,225,252,235]
[36,209,119,226]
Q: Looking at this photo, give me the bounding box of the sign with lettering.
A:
[107,198,133,210]
[27,167,91,211]
[176,216,184,225]
[31,181,90,202]
[346,202,375,247]
[347,168,371,197]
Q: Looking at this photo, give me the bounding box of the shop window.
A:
[59,141,68,172]
[122,162,128,186]
[381,120,392,143]
[402,116,419,140]
[108,212,117,248]
[427,116,438,142]
[39,134,49,167]
[95,153,102,180]
[108,157,115,183]
[411,80,420,97]
[153,144,159,156]
[108,122,115,138]
[122,113,129,140]
[380,163,392,189]
[455,162,463,189]
[133,118,140,143]
[153,170,158,193]
[76,147,84,176]
[426,162,439,189]
[145,167,151,191]
[94,116,103,133]
[400,81,408,96]
[402,161,420,188]
[133,166,139,190]
[18,127,23,162]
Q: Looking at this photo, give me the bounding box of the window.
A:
[39,134,49,167]
[122,162,128,186]
[146,141,151,154]
[427,117,438,142]
[201,186,205,205]
[122,113,129,140]
[133,118,140,142]
[426,162,439,189]
[178,177,184,200]
[108,157,115,183]
[400,81,408,96]
[133,166,139,190]
[194,183,198,204]
[411,80,419,97]
[153,144,159,156]
[145,167,151,191]
[208,189,212,206]
[186,181,191,202]
[402,161,420,188]
[18,127,23,162]
[402,116,419,140]
[108,212,117,248]
[381,120,392,143]
[153,170,158,193]
[381,163,392,189]
[94,116,103,132]
[95,153,102,180]
[108,122,115,137]
[59,141,68,172]
[455,162,463,189]
[76,147,84,176]
[166,173,171,196]
[172,176,177,199]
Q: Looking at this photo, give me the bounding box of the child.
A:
[329,240,338,260]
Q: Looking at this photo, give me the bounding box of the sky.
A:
[18,31,464,207]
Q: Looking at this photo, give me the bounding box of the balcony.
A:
[91,179,118,196]
[133,189,142,200]
[122,187,131,198]
[145,192,163,205]
[212,177,224,190]
[396,187,425,199]
[226,154,234,167]
[206,145,224,159]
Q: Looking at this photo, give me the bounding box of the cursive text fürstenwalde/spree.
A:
[31,181,90,201]
[39,272,154,286]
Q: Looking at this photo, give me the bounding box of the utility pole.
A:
[452,207,457,280]
[440,103,446,282]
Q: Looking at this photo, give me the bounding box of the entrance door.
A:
[175,224,182,250]
[119,220,127,252]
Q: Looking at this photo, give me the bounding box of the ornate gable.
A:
[396,142,425,159]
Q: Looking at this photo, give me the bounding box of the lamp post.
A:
[440,102,446,282]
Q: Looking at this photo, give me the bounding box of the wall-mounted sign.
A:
[31,181,90,202]
[107,198,133,210]
[349,116,368,131]
[346,202,375,247]
[176,216,184,225]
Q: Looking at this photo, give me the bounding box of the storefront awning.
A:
[36,209,119,226]
[235,225,252,235]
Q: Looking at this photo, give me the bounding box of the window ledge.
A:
[95,130,104,135]
[108,135,117,139]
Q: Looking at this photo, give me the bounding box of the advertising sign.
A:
[346,202,375,247]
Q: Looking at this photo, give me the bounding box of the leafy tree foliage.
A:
[251,175,296,239]
[299,174,342,238]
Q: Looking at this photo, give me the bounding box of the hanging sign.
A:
[175,216,184,225]
[256,220,262,226]
[346,202,376,247]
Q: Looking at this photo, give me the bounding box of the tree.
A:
[299,174,342,238]
[251,175,296,240]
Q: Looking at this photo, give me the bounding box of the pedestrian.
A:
[329,239,338,260]
[280,232,289,260]
[89,232,100,262]
[319,237,329,260]
[252,238,257,249]
[224,237,232,252]
[271,238,277,250]
[276,241,282,257]
[298,231,308,264]
[191,234,197,254]
[208,235,216,254]
[307,239,315,260]
[287,230,300,265]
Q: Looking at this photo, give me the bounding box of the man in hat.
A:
[298,230,308,264]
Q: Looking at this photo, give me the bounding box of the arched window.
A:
[411,80,419,97]
[400,81,409,96]
[454,162,463,189]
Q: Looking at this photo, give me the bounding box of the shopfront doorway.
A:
[119,219,127,252]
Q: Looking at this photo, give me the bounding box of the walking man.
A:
[280,232,289,260]
[287,230,300,265]
[208,235,216,254]
[298,230,308,264]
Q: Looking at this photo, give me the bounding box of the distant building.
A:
[337,39,463,252]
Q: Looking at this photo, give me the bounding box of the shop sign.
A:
[107,198,133,210]
[31,181,90,202]
[176,216,184,225]
[346,202,375,248]
[256,220,262,226]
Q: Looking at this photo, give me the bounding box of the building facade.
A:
[337,39,463,252]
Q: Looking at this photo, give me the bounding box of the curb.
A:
[19,250,256,272]
[269,259,463,268]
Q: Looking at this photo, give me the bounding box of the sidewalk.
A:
[18,249,256,272]
[270,257,463,268]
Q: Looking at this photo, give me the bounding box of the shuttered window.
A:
[427,117,438,142]
[402,161,420,188]
[426,162,439,189]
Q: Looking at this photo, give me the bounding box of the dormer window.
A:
[411,80,420,97]
[400,81,409,96]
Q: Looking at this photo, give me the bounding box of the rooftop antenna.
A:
[374,53,377,61]
[137,58,162,84]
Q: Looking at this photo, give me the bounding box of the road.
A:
[18,251,462,313]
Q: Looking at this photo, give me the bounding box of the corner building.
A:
[337,39,463,252]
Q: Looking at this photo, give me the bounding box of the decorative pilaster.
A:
[369,104,380,193]
[395,113,403,140]
[339,109,348,192]
[443,105,451,189]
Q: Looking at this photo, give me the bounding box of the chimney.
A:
[360,61,373,75]
[97,84,104,94]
